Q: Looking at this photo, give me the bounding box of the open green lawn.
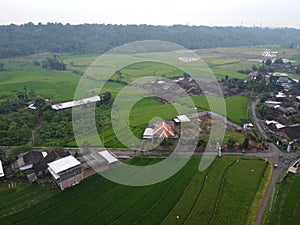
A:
[265,174,300,225]
[0,157,269,225]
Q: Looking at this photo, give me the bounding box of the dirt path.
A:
[27,116,42,145]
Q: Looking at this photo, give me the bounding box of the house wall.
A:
[59,173,83,190]
[57,166,83,190]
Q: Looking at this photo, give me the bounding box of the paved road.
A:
[251,98,267,139]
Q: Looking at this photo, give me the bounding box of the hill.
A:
[1,23,300,58]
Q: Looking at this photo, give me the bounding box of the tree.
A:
[227,137,236,149]
[115,70,122,82]
[242,137,249,149]
[19,123,31,143]
[265,59,272,66]
[252,65,258,71]
[23,86,28,100]
[274,58,283,64]
[42,58,66,71]
[197,138,207,147]
[7,122,19,144]
[102,92,112,105]
[257,104,268,118]
[296,65,300,75]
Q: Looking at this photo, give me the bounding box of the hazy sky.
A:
[0,0,299,28]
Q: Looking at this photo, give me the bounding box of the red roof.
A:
[153,122,174,138]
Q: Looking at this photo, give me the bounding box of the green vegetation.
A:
[0,157,270,225]
[190,95,249,125]
[0,53,252,147]
[265,174,300,225]
[0,100,37,145]
[0,182,59,218]
[1,23,300,58]
[0,64,80,102]
[245,159,272,225]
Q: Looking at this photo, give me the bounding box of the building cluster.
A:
[263,89,300,149]
[249,71,298,88]
[142,115,191,141]
[2,149,118,190]
[144,76,203,104]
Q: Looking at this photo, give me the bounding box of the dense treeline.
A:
[0,23,300,58]
[0,100,37,145]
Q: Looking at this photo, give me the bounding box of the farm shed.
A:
[175,115,191,123]
[143,128,154,139]
[48,155,83,190]
[80,150,119,177]
[98,150,119,165]
[52,95,101,111]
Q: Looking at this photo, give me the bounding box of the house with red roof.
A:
[153,121,174,138]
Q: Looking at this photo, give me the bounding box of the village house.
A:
[33,150,70,177]
[153,121,175,138]
[16,151,46,171]
[47,155,83,190]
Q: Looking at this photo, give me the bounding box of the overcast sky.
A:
[0,0,299,28]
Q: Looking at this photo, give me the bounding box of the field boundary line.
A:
[180,167,211,224]
[207,160,236,225]
[244,159,271,225]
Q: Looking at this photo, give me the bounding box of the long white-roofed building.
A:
[51,95,101,111]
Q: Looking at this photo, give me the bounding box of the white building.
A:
[48,155,83,190]
[52,96,101,111]
[143,128,154,139]
[174,115,191,123]
[0,160,4,178]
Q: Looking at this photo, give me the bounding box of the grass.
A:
[0,181,59,218]
[66,94,248,148]
[265,174,300,225]
[0,49,256,102]
[0,157,269,225]
[211,158,267,225]
[0,65,81,102]
[0,158,197,225]
[189,95,249,125]
[245,159,273,225]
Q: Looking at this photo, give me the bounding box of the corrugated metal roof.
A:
[52,96,101,110]
[98,151,118,164]
[143,128,153,138]
[176,115,191,122]
[47,155,81,174]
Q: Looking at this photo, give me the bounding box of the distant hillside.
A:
[0,23,300,58]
